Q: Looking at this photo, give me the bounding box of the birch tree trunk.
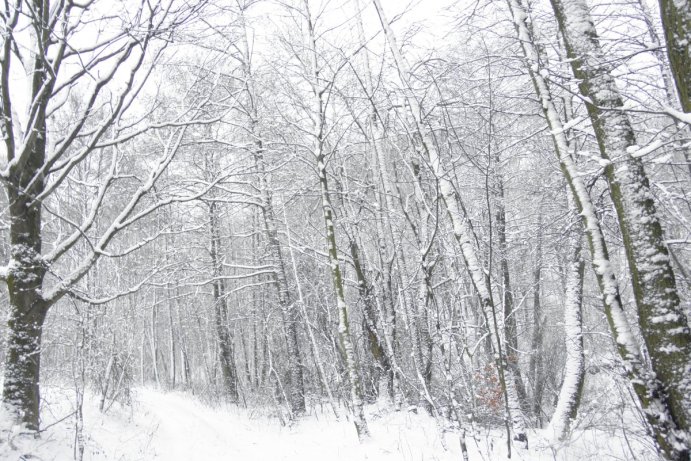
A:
[549,201,586,440]
[371,0,527,449]
[317,151,369,439]
[506,0,690,456]
[548,0,691,456]
[354,0,402,406]
[303,0,369,439]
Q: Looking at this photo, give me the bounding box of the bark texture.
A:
[549,0,691,456]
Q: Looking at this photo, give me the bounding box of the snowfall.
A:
[0,386,659,460]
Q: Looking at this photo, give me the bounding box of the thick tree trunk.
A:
[2,29,49,427]
[549,0,691,456]
[3,299,48,430]
[507,0,690,457]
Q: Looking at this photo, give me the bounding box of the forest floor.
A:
[0,386,658,460]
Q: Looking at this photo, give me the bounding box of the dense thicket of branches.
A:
[0,0,689,459]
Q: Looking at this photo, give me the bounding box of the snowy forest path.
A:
[135,389,258,460]
[129,388,455,460]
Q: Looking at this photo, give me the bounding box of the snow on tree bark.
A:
[353,0,402,408]
[549,197,586,440]
[303,0,369,439]
[657,0,691,112]
[318,157,370,439]
[548,0,691,456]
[507,0,690,456]
[371,0,528,449]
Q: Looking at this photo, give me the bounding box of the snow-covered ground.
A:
[0,387,658,460]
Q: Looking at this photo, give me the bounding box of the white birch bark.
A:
[354,0,403,407]
[371,0,528,448]
[549,195,586,440]
[304,0,369,439]
[506,0,689,456]
[547,0,691,456]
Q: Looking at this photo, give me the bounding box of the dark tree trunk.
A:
[658,0,691,112]
[350,240,391,400]
[209,201,238,401]
[3,95,49,431]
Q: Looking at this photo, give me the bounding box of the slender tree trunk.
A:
[548,0,691,456]
[150,295,161,388]
[529,213,545,425]
[549,198,586,439]
[353,0,402,406]
[350,240,391,401]
[317,156,369,439]
[283,204,339,417]
[209,201,238,401]
[237,6,306,414]
[409,159,436,414]
[494,148,529,417]
[303,0,369,438]
[506,0,689,457]
[372,0,526,450]
[167,297,176,389]
[254,145,306,415]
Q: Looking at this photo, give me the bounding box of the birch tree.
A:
[506,0,690,456]
[547,0,691,457]
[371,0,528,450]
[302,0,369,438]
